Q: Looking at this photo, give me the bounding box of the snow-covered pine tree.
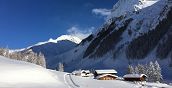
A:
[147,61,156,82]
[134,66,139,74]
[154,61,163,82]
[0,48,5,56]
[58,62,64,72]
[0,47,47,67]
[137,64,145,74]
[4,48,10,58]
[127,61,163,82]
[37,52,46,68]
[127,65,134,74]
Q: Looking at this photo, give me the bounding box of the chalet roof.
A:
[72,70,81,74]
[96,74,118,79]
[95,69,117,74]
[123,74,147,78]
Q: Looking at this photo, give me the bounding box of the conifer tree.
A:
[58,62,64,72]
[154,61,163,82]
[127,65,134,74]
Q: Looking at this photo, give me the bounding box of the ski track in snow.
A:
[64,73,80,88]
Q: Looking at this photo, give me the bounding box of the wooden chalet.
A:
[94,69,118,80]
[123,74,147,81]
[96,74,118,80]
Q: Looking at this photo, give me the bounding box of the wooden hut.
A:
[96,74,118,80]
[123,74,147,81]
[94,69,118,80]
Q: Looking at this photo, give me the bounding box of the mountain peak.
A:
[34,35,81,47]
[55,35,82,44]
[11,35,81,52]
[109,0,160,18]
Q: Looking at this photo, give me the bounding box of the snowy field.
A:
[0,56,171,88]
[0,56,65,88]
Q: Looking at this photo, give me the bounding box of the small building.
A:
[123,74,147,81]
[94,69,118,80]
[96,74,118,80]
[72,70,82,76]
[72,70,93,77]
[81,70,94,77]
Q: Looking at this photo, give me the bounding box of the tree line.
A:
[0,48,46,67]
[128,61,163,82]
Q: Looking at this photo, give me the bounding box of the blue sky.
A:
[0,0,117,49]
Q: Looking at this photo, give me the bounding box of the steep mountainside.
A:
[17,35,81,69]
[58,0,172,80]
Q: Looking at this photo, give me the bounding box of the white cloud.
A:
[92,8,111,16]
[67,26,94,40]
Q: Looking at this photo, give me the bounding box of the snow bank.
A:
[0,56,64,88]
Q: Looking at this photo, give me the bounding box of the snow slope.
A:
[0,56,65,88]
[51,71,172,88]
[109,0,159,18]
[0,56,171,88]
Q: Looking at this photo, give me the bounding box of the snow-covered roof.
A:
[123,74,147,78]
[82,70,90,73]
[96,74,118,79]
[95,69,117,74]
[72,70,90,74]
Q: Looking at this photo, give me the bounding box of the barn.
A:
[94,69,118,80]
[123,74,147,81]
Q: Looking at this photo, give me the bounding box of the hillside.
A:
[15,35,81,69]
[57,0,172,80]
[0,56,65,88]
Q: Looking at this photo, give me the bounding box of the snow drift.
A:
[0,56,64,88]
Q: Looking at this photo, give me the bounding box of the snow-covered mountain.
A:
[11,0,172,81]
[35,35,81,46]
[55,0,172,80]
[109,0,159,18]
[16,35,81,69]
